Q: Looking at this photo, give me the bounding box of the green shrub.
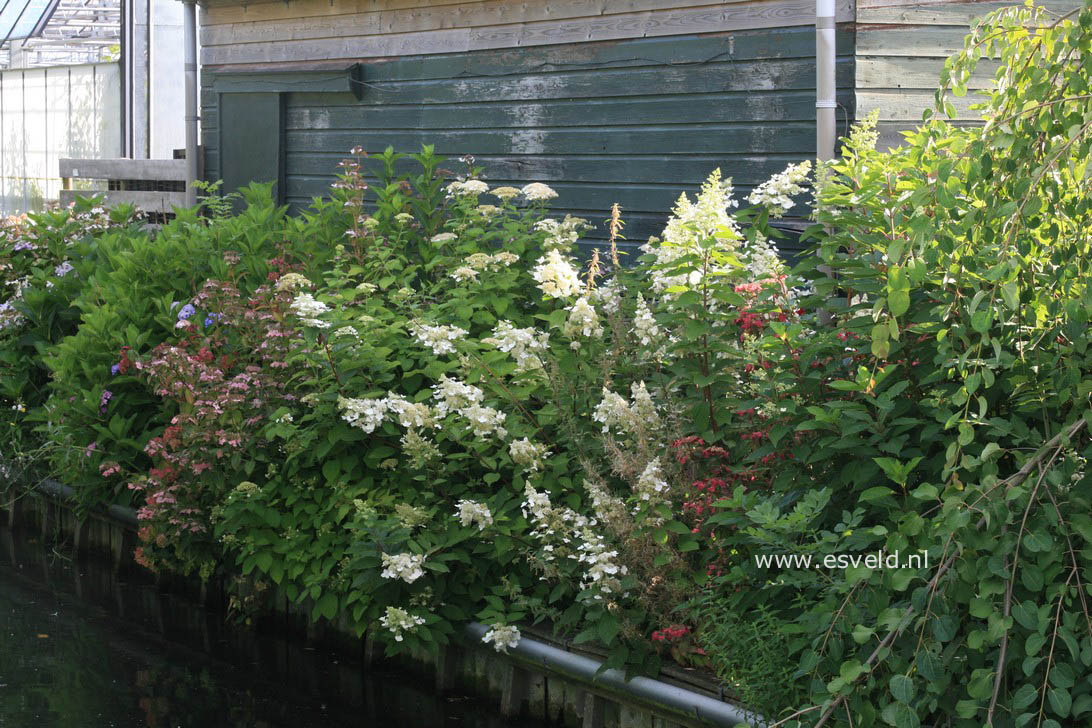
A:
[41,184,331,509]
[696,5,1092,725]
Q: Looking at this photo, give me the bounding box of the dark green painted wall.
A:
[202,27,855,251]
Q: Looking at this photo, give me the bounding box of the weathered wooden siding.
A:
[200,0,855,247]
[856,0,1081,149]
[200,0,854,65]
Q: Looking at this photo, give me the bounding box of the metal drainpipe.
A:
[815,0,837,327]
[816,0,837,162]
[182,0,198,208]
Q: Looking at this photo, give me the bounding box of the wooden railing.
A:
[59,158,187,214]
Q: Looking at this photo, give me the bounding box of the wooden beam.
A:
[59,158,186,181]
[59,189,187,213]
[859,0,1081,24]
[202,0,855,65]
[856,55,999,89]
[856,88,981,121]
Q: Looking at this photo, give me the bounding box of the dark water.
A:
[0,526,522,728]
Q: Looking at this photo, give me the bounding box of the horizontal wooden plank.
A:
[285,151,812,185]
[202,0,854,65]
[211,66,363,97]
[285,123,821,156]
[856,89,983,120]
[59,158,186,181]
[204,27,853,83]
[204,0,507,25]
[856,27,970,57]
[284,90,855,130]
[60,189,187,213]
[856,56,998,90]
[292,58,854,106]
[203,0,754,27]
[202,0,854,47]
[874,119,983,149]
[859,0,1081,25]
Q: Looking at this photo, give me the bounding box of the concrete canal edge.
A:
[5,479,764,728]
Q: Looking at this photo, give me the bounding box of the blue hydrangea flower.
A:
[110,364,120,376]
[204,313,221,328]
[177,303,196,321]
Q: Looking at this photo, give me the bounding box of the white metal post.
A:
[182,0,198,207]
[816,0,837,162]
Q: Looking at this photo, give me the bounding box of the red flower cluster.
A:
[130,272,302,573]
[651,624,691,643]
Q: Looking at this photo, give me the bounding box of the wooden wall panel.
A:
[202,28,855,250]
[855,0,1082,141]
[201,0,853,66]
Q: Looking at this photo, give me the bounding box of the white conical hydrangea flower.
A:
[531,250,581,299]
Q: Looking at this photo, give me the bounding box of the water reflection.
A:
[0,525,522,728]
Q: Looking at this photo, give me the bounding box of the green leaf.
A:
[313,592,338,621]
[890,674,916,704]
[1001,281,1020,309]
[892,702,920,728]
[889,289,910,317]
[1049,688,1072,718]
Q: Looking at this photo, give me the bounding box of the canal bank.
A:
[4,482,760,727]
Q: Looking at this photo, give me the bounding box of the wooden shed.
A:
[194,0,1075,246]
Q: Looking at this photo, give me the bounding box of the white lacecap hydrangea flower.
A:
[431,232,458,244]
[635,457,669,502]
[446,179,490,197]
[276,273,312,292]
[432,375,484,417]
[380,606,426,642]
[641,169,746,296]
[464,253,493,270]
[563,296,603,339]
[535,215,590,250]
[490,186,520,200]
[492,251,519,267]
[290,292,331,318]
[531,249,581,299]
[455,499,493,530]
[520,484,628,599]
[747,160,812,218]
[482,624,521,653]
[401,430,441,465]
[450,266,479,283]
[592,388,632,434]
[385,394,435,429]
[483,321,549,373]
[410,321,468,356]
[338,395,388,433]
[590,276,624,315]
[333,326,360,340]
[380,552,427,583]
[460,404,508,439]
[508,438,550,473]
[520,182,558,202]
[742,232,786,281]
[633,294,660,346]
[629,381,661,430]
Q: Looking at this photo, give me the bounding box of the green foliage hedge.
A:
[4,6,1092,725]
